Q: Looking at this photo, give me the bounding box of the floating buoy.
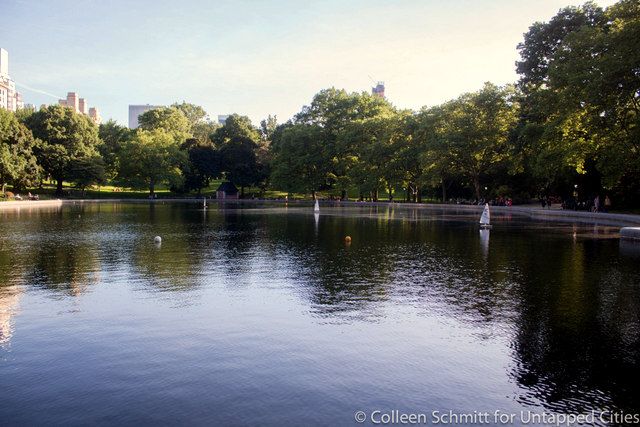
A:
[345,236,352,243]
[154,236,162,244]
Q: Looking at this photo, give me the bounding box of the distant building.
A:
[129,104,162,129]
[217,114,230,125]
[14,91,23,110]
[372,82,385,98]
[0,48,23,112]
[59,92,79,112]
[78,98,88,114]
[88,107,101,124]
[58,91,101,123]
[0,48,7,76]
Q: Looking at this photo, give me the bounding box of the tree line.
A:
[1,0,638,205]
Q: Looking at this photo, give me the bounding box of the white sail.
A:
[479,203,490,225]
[314,199,320,213]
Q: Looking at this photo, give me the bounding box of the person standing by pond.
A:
[604,195,612,212]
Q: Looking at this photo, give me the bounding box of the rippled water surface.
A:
[0,202,638,425]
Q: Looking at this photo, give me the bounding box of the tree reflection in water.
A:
[0,202,637,417]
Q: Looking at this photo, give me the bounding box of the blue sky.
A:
[1,0,616,126]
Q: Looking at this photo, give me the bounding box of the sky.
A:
[1,0,618,126]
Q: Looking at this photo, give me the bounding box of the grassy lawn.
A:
[1,181,426,202]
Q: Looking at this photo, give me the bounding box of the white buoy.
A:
[154,236,162,244]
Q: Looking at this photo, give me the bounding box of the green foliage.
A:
[119,129,186,195]
[171,102,207,126]
[290,88,396,197]
[25,105,100,194]
[138,106,191,142]
[270,124,326,195]
[260,115,278,142]
[181,139,221,193]
[4,1,637,206]
[516,0,640,203]
[211,114,261,146]
[219,136,260,195]
[69,155,106,190]
[171,102,219,143]
[99,119,131,179]
[0,109,41,192]
[436,83,520,199]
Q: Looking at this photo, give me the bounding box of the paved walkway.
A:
[2,198,640,227]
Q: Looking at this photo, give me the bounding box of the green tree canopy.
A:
[25,105,101,195]
[0,109,41,193]
[181,139,221,194]
[437,83,520,200]
[270,124,326,197]
[138,107,191,142]
[98,119,131,179]
[119,129,186,196]
[211,114,261,146]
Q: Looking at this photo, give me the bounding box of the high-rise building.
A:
[372,82,385,98]
[0,49,8,77]
[58,91,100,123]
[0,48,23,112]
[88,107,101,124]
[59,92,79,112]
[78,98,88,114]
[129,104,162,129]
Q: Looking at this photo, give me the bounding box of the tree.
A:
[270,124,326,198]
[219,136,259,197]
[119,129,186,196]
[211,114,260,146]
[98,120,131,179]
[516,0,640,204]
[516,2,605,92]
[438,83,519,200]
[181,139,221,194]
[138,106,191,142]
[172,102,207,126]
[414,106,460,202]
[25,105,101,195]
[260,115,278,142]
[339,111,406,201]
[0,109,41,193]
[69,156,106,192]
[210,114,266,196]
[294,88,395,198]
[172,102,219,143]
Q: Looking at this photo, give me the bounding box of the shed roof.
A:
[216,181,238,193]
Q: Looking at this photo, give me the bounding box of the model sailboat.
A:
[314,199,320,213]
[479,203,491,228]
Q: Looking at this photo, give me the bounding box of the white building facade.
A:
[129,104,162,129]
[0,48,23,112]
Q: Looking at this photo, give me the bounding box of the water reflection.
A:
[0,202,637,423]
[0,285,21,345]
[479,228,490,258]
[620,239,640,258]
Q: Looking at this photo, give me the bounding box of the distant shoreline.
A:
[2,198,640,227]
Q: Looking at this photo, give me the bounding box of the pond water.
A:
[0,202,638,426]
